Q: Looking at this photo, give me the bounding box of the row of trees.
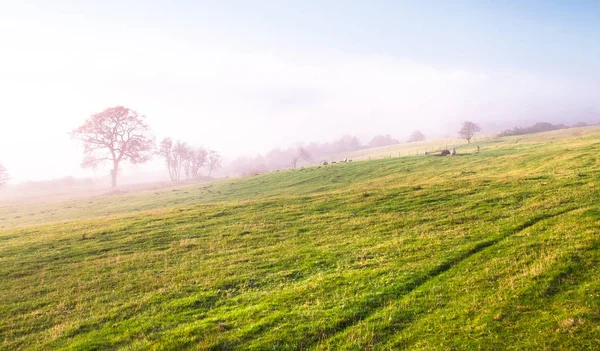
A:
[459,120,596,143]
[231,122,479,176]
[72,106,221,188]
[157,139,222,182]
[457,120,592,142]
[5,112,478,189]
[368,130,426,148]
[229,146,314,175]
[229,135,365,175]
[368,134,399,148]
[230,130,428,175]
[497,122,567,137]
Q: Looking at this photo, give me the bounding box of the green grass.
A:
[1,127,600,350]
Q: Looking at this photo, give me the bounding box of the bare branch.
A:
[72,106,154,187]
[458,121,481,144]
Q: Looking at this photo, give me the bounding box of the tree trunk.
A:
[111,167,118,188]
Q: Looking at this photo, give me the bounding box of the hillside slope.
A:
[2,127,597,229]
[1,127,600,350]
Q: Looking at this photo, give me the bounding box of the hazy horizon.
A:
[1,1,599,183]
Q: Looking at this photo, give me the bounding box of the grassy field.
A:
[1,127,600,350]
[327,136,472,162]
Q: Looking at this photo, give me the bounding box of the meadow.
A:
[1,127,600,350]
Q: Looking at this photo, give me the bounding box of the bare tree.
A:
[158,138,180,181]
[207,150,223,176]
[0,164,9,187]
[291,147,312,169]
[72,106,154,188]
[159,139,209,181]
[189,147,208,178]
[175,142,193,180]
[407,130,426,142]
[170,141,189,182]
[458,121,481,144]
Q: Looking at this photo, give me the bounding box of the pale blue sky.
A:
[201,1,600,75]
[9,1,600,75]
[1,1,599,182]
[33,0,598,75]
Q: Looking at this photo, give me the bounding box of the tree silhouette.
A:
[368,134,399,148]
[207,150,223,176]
[458,121,481,144]
[72,106,154,188]
[291,147,312,169]
[407,130,426,142]
[158,138,182,181]
[189,147,208,178]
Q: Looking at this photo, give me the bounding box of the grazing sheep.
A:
[440,149,451,156]
[321,160,329,165]
[450,148,456,156]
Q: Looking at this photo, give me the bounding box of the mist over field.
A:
[1,1,599,188]
[2,1,600,350]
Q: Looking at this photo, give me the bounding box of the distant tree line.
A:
[229,135,358,175]
[229,131,426,175]
[5,103,595,190]
[368,134,399,148]
[497,122,570,137]
[370,130,427,146]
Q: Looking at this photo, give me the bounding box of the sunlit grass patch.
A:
[1,127,600,349]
